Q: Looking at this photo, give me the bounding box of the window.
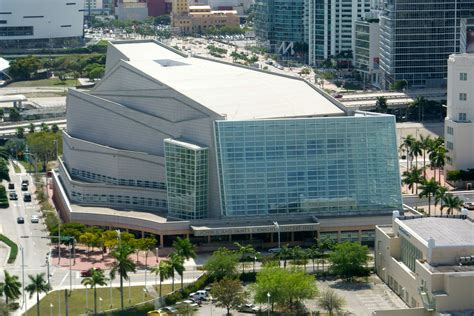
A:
[447,141,453,150]
[0,21,6,24]
[460,72,468,81]
[460,93,467,101]
[447,126,453,135]
[0,26,33,36]
[459,113,467,121]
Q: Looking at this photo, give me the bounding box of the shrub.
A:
[0,185,9,208]
[0,234,18,263]
[239,272,256,283]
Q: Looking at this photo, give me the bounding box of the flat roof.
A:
[0,95,27,103]
[108,41,346,120]
[399,217,474,247]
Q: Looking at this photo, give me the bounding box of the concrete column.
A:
[337,231,341,242]
[207,236,211,244]
[291,232,295,242]
[229,235,232,242]
[249,234,252,241]
[141,231,145,238]
[186,234,190,239]
[159,235,164,247]
[270,233,274,243]
[358,230,362,243]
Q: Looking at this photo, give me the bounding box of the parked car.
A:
[30,215,39,223]
[333,93,343,98]
[8,183,14,190]
[21,179,29,186]
[268,248,281,254]
[21,183,28,191]
[17,216,25,224]
[463,202,474,210]
[175,300,199,309]
[23,193,31,202]
[239,303,261,313]
[189,290,209,301]
[9,192,18,200]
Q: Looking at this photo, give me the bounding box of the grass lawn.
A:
[26,284,176,316]
[8,78,77,87]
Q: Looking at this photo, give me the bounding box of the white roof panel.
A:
[109,41,346,120]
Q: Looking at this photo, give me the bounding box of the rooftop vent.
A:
[153,59,189,67]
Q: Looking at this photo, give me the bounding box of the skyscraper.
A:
[379,0,474,88]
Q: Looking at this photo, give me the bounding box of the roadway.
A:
[0,119,67,137]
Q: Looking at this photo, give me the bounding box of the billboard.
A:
[467,27,474,53]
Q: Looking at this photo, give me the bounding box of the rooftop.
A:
[106,41,347,120]
[398,217,474,247]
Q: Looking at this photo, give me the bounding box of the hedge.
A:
[0,234,18,263]
[0,185,9,208]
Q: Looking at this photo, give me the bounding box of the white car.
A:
[30,215,39,223]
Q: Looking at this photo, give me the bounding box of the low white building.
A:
[374,212,474,316]
[445,54,474,178]
[0,0,85,49]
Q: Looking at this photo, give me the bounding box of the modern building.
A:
[354,18,381,88]
[254,0,307,57]
[374,212,474,315]
[0,0,85,50]
[170,0,239,34]
[53,40,403,247]
[379,0,474,89]
[444,54,474,177]
[306,0,371,65]
[116,1,149,20]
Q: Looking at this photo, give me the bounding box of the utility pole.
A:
[21,246,27,313]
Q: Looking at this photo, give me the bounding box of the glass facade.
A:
[254,0,306,53]
[379,0,474,88]
[215,115,402,217]
[164,139,208,220]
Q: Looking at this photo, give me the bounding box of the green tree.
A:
[25,273,51,316]
[51,124,59,134]
[151,260,173,298]
[172,237,196,261]
[434,186,448,211]
[212,278,248,315]
[400,135,416,170]
[253,265,317,312]
[8,108,21,122]
[169,252,185,290]
[26,131,62,172]
[410,140,423,169]
[0,271,21,304]
[0,159,10,182]
[418,178,439,216]
[88,66,105,81]
[8,56,42,80]
[16,127,25,139]
[329,242,369,281]
[28,123,35,134]
[79,232,98,257]
[141,237,157,266]
[109,244,136,310]
[234,242,256,273]
[81,268,108,314]
[402,167,424,194]
[375,96,388,113]
[441,193,463,215]
[419,135,432,177]
[318,289,346,315]
[430,146,447,183]
[203,248,238,281]
[411,96,428,121]
[390,80,407,92]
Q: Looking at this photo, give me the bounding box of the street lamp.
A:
[99,297,103,312]
[273,221,281,249]
[50,303,54,316]
[46,254,50,286]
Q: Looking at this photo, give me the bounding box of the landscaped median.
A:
[0,234,18,264]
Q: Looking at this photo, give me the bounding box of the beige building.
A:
[374,212,474,316]
[171,0,239,34]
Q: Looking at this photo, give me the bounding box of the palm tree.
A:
[169,252,185,291]
[434,186,448,213]
[410,140,423,169]
[151,260,173,298]
[307,246,319,272]
[400,135,416,170]
[402,167,424,194]
[411,96,428,122]
[234,242,256,273]
[441,194,463,215]
[277,245,291,268]
[81,268,108,314]
[109,244,136,310]
[418,178,439,216]
[0,271,21,304]
[172,237,196,261]
[432,147,447,183]
[419,135,432,177]
[375,96,388,113]
[25,273,51,316]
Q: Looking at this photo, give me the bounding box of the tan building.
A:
[171,0,239,34]
[374,212,474,316]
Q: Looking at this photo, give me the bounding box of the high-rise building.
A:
[444,54,474,177]
[0,0,84,50]
[254,0,306,56]
[53,40,403,246]
[379,0,474,88]
[354,18,381,88]
[306,0,371,65]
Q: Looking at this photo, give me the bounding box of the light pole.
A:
[109,279,113,308]
[128,278,131,303]
[46,254,50,286]
[85,286,89,313]
[99,297,103,312]
[50,303,54,316]
[273,221,281,249]
[20,246,26,312]
[267,292,271,316]
[155,247,159,263]
[69,243,72,292]
[143,288,147,301]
